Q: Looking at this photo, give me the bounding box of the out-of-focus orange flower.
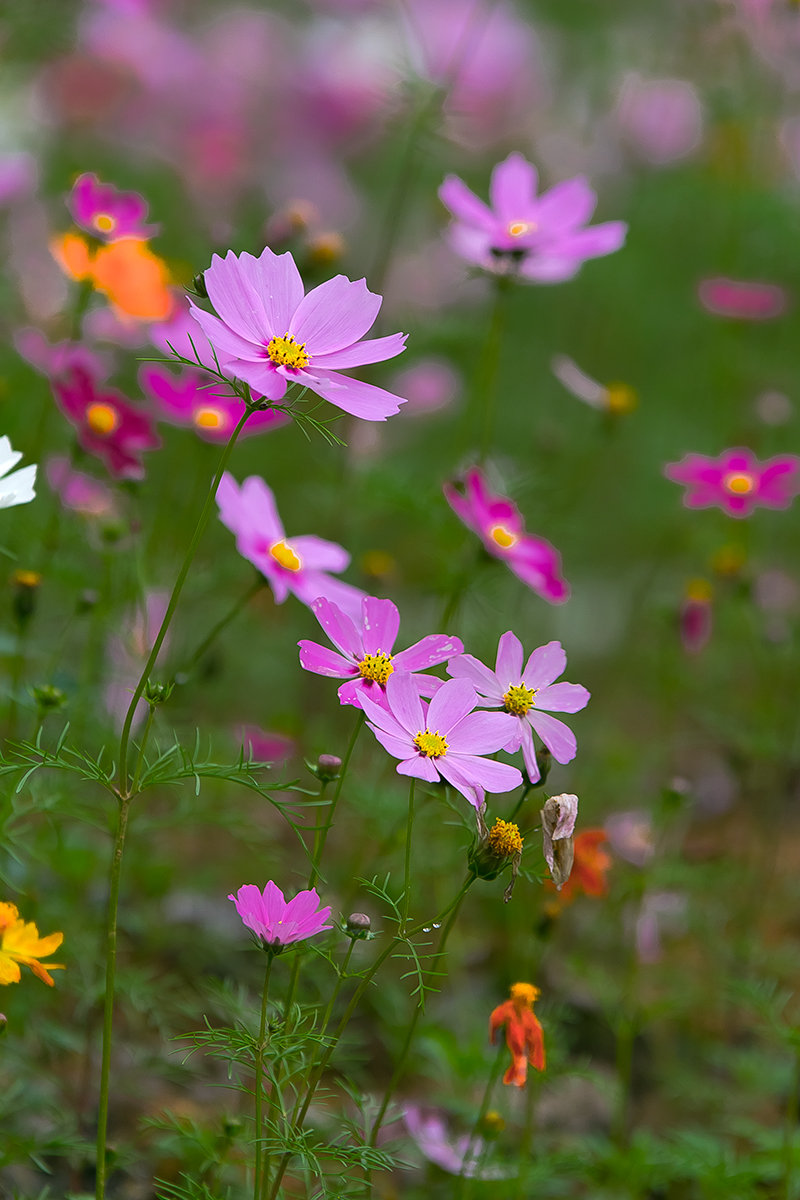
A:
[548,829,611,906]
[51,233,173,322]
[0,901,64,987]
[489,982,545,1088]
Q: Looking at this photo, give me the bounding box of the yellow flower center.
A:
[510,981,540,1006]
[86,402,120,436]
[358,652,394,686]
[503,683,536,716]
[489,523,518,549]
[508,220,535,237]
[686,577,713,603]
[194,405,225,430]
[487,818,523,858]
[93,212,117,234]
[267,333,310,370]
[413,729,449,758]
[723,471,755,495]
[604,382,637,414]
[269,540,302,571]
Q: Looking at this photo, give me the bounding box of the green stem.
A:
[129,704,156,797]
[477,277,511,463]
[95,795,132,1200]
[116,407,250,796]
[455,1040,506,1200]
[308,711,365,890]
[783,1046,800,1200]
[401,779,416,929]
[254,955,274,1200]
[514,1071,540,1199]
[175,574,265,684]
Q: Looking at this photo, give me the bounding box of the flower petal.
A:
[439,175,497,232]
[489,153,538,223]
[527,711,577,763]
[203,250,269,344]
[304,370,406,420]
[446,709,520,754]
[309,596,362,658]
[495,631,524,683]
[522,640,566,690]
[290,276,381,354]
[361,596,400,656]
[237,247,304,335]
[393,634,463,673]
[298,640,355,678]
[397,754,441,782]
[535,681,590,713]
[447,652,504,700]
[426,677,477,734]
[311,332,407,370]
[384,671,425,735]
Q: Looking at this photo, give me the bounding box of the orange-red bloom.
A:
[489,982,545,1088]
[0,902,64,987]
[548,829,611,905]
[51,233,173,322]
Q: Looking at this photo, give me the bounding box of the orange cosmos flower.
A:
[489,982,545,1088]
[51,233,173,322]
[0,901,64,987]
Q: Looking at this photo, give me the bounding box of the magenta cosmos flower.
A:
[67,172,158,242]
[664,448,800,518]
[298,595,463,708]
[216,472,365,617]
[448,633,589,783]
[52,366,161,480]
[444,467,569,603]
[189,247,408,420]
[360,673,522,810]
[697,277,786,321]
[228,882,332,951]
[139,364,287,443]
[439,153,626,283]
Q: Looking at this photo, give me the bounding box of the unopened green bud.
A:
[12,569,41,625]
[191,271,208,299]
[31,684,67,714]
[345,912,372,939]
[144,679,173,706]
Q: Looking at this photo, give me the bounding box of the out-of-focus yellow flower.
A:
[0,901,64,987]
[51,233,173,322]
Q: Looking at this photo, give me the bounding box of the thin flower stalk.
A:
[455,1040,507,1200]
[253,956,274,1200]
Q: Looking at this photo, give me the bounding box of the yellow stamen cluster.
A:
[510,981,540,1006]
[270,540,302,572]
[12,570,42,588]
[508,220,535,237]
[723,471,755,495]
[686,578,713,604]
[358,652,394,686]
[93,212,117,234]
[194,406,225,430]
[413,729,448,758]
[267,332,310,370]
[503,683,536,716]
[490,523,518,549]
[86,402,120,436]
[487,818,523,858]
[604,382,637,415]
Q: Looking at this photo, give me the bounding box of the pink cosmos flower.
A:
[189,247,408,420]
[360,673,522,810]
[444,467,569,603]
[403,1107,510,1180]
[237,725,295,766]
[391,359,459,417]
[46,455,116,518]
[52,366,161,480]
[439,153,626,283]
[67,172,158,242]
[448,633,589,783]
[697,277,787,321]
[679,579,713,655]
[139,364,286,443]
[664,448,800,518]
[228,882,332,950]
[0,152,38,206]
[216,472,365,618]
[298,595,463,708]
[614,75,703,166]
[15,327,110,381]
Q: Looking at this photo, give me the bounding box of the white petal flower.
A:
[0,436,37,508]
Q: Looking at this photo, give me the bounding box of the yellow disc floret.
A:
[358,652,394,686]
[490,523,518,549]
[413,729,449,758]
[267,333,310,370]
[93,212,117,234]
[510,981,540,1007]
[723,471,755,495]
[508,221,535,237]
[503,683,536,716]
[86,402,120,436]
[487,818,523,859]
[194,406,225,430]
[604,382,637,414]
[270,540,302,571]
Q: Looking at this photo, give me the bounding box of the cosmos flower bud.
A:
[541,793,579,891]
[470,815,523,902]
[190,271,208,299]
[144,680,174,706]
[31,684,67,715]
[11,569,42,625]
[311,754,343,782]
[345,912,372,939]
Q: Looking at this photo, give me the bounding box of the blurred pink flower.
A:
[298,595,462,707]
[67,172,158,241]
[439,153,626,282]
[139,364,287,443]
[0,153,38,206]
[46,455,116,518]
[392,359,459,416]
[52,366,161,480]
[636,891,687,964]
[679,579,713,655]
[190,247,408,420]
[697,277,787,320]
[106,591,169,731]
[449,633,589,783]
[236,725,295,766]
[404,1106,510,1179]
[15,327,110,381]
[664,448,800,518]
[360,673,522,810]
[216,472,365,617]
[614,74,703,165]
[605,810,655,867]
[228,882,332,950]
[444,467,569,603]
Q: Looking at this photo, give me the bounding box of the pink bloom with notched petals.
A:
[444,467,569,603]
[664,448,800,518]
[439,153,626,283]
[228,882,332,949]
[448,633,589,783]
[697,277,787,321]
[67,172,158,242]
[190,247,408,420]
[216,472,365,618]
[298,595,463,708]
[360,673,522,811]
[139,363,287,443]
[52,366,161,480]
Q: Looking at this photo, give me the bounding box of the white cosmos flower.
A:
[0,436,37,508]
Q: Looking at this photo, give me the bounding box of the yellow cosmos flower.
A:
[0,901,64,987]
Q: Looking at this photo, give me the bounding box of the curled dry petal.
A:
[541,793,579,890]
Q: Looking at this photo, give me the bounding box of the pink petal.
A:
[495,631,524,683]
[308,370,406,420]
[527,711,577,763]
[535,681,590,713]
[384,672,425,735]
[203,250,270,344]
[447,652,504,700]
[361,596,399,655]
[262,880,287,930]
[237,247,304,335]
[238,475,284,540]
[393,634,463,673]
[310,596,362,658]
[446,710,520,754]
[535,176,597,232]
[519,723,541,782]
[368,724,415,763]
[425,677,477,734]
[291,535,350,573]
[439,175,497,232]
[552,221,628,261]
[290,276,381,354]
[298,640,355,678]
[311,332,407,370]
[295,574,365,619]
[489,153,538,223]
[190,304,264,361]
[522,640,566,690]
[397,755,441,783]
